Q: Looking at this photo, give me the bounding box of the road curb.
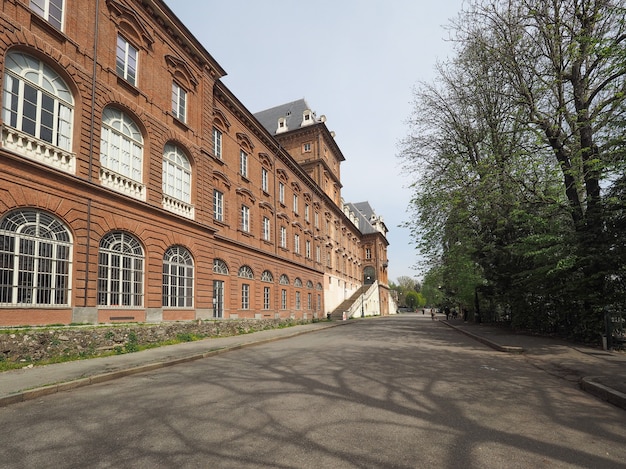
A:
[440,321,524,353]
[0,321,345,408]
[580,377,626,411]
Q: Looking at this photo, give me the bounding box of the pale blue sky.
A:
[166,1,465,282]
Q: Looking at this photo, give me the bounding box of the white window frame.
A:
[30,0,64,30]
[293,194,299,214]
[213,127,222,159]
[306,240,311,259]
[263,286,271,310]
[214,190,224,222]
[280,226,287,249]
[240,150,248,178]
[294,234,300,254]
[172,82,187,122]
[97,232,144,307]
[162,143,191,204]
[279,182,285,204]
[241,283,250,310]
[241,205,250,232]
[0,210,72,306]
[162,246,194,308]
[281,289,287,310]
[261,167,269,192]
[116,34,138,86]
[2,52,74,155]
[263,216,271,241]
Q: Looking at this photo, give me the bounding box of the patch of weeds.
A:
[104,331,115,340]
[124,331,139,353]
[176,332,194,342]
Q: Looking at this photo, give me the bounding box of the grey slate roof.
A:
[254,99,314,135]
[347,201,387,236]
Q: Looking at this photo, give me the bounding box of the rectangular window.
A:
[213,190,223,222]
[263,286,270,310]
[261,168,268,192]
[294,234,300,254]
[213,127,222,159]
[30,0,64,30]
[263,217,271,241]
[278,182,285,204]
[303,142,311,152]
[295,291,301,310]
[306,240,311,259]
[316,246,321,263]
[172,82,186,122]
[116,35,138,86]
[308,293,312,310]
[314,212,319,228]
[281,289,287,310]
[240,150,248,178]
[241,284,249,309]
[293,194,299,214]
[280,226,287,249]
[366,248,371,259]
[241,205,250,232]
[305,204,310,222]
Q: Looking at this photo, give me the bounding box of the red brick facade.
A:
[0,0,389,326]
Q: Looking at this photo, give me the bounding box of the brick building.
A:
[0,0,391,326]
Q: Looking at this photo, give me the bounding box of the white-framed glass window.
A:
[263,286,271,310]
[314,212,319,228]
[294,234,300,254]
[306,240,311,259]
[263,216,270,241]
[366,248,372,259]
[97,232,144,307]
[303,142,311,152]
[308,293,312,310]
[278,182,285,204]
[0,210,71,306]
[261,168,268,192]
[241,284,250,309]
[238,265,254,279]
[213,190,224,222]
[240,150,248,178]
[162,144,191,204]
[293,194,299,214]
[100,106,143,182]
[30,0,64,30]
[279,274,289,285]
[2,51,73,151]
[241,205,250,232]
[116,35,138,86]
[172,82,187,122]
[213,258,229,275]
[280,226,287,249]
[305,204,310,222]
[316,245,321,263]
[261,270,273,282]
[213,127,222,159]
[281,289,287,310]
[162,246,193,307]
[295,291,301,310]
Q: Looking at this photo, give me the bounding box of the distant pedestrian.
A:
[431,309,436,321]
[422,309,425,315]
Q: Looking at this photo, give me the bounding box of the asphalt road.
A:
[1,316,625,468]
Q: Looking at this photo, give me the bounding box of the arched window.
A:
[238,265,254,279]
[163,246,193,307]
[294,278,303,287]
[2,51,74,171]
[100,106,144,198]
[0,210,71,306]
[163,143,191,204]
[261,270,273,282]
[213,259,229,275]
[279,274,289,285]
[97,232,143,306]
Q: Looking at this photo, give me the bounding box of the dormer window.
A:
[301,109,314,127]
[277,117,287,134]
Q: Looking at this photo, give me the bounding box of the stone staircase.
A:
[329,285,369,320]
